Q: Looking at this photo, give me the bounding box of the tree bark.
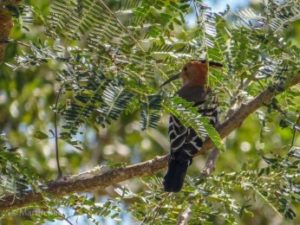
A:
[0,1,21,63]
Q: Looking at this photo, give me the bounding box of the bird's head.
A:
[160,60,222,87]
[181,60,208,87]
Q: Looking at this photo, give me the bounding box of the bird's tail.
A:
[163,158,191,192]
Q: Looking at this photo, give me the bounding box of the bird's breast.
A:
[177,86,207,104]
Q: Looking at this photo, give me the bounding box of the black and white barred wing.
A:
[168,90,219,157]
[196,90,219,126]
[168,116,188,152]
[164,89,220,192]
[168,117,205,158]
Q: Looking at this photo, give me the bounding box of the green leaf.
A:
[140,94,163,130]
[200,116,224,151]
[33,130,48,140]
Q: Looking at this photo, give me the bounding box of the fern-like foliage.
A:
[12,0,298,152]
[269,0,300,33]
[0,135,37,199]
[13,0,299,152]
[44,0,197,139]
[140,94,163,130]
[97,81,134,126]
[60,68,108,140]
[6,0,300,223]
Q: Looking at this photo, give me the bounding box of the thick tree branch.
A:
[1,73,300,212]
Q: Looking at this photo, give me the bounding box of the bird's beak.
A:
[208,61,223,68]
[160,72,181,87]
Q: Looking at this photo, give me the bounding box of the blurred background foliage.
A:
[0,0,300,224]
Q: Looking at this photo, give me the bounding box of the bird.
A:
[161,60,222,192]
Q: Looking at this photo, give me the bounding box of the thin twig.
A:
[16,41,32,48]
[291,114,300,147]
[141,195,167,225]
[249,184,283,218]
[54,208,74,225]
[0,39,32,48]
[201,147,219,177]
[54,85,64,178]
[188,144,218,225]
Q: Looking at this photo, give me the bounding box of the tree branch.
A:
[1,73,300,212]
[177,203,192,225]
[201,147,219,177]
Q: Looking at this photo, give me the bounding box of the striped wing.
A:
[196,91,219,126]
[168,90,219,158]
[168,116,187,152]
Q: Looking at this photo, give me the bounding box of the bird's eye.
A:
[183,66,187,71]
